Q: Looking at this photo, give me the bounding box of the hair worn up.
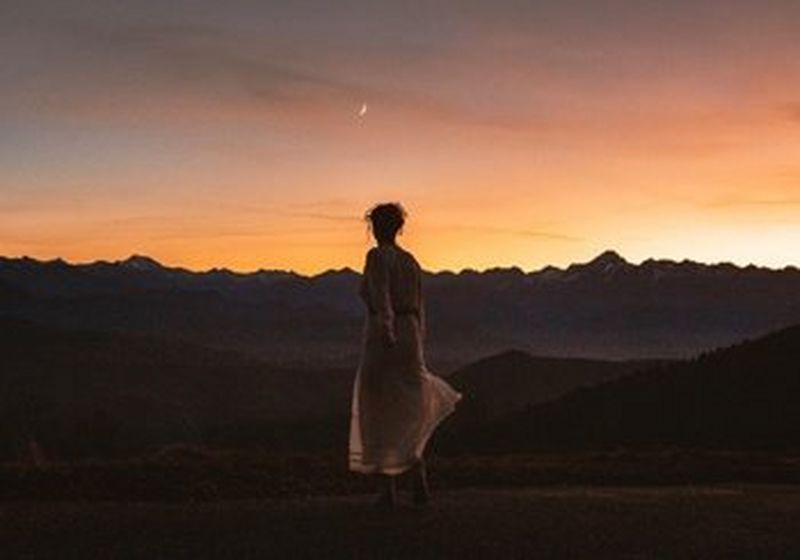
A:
[365,202,407,242]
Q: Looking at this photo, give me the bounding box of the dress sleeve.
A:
[417,266,426,341]
[365,248,395,341]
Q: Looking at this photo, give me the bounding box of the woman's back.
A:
[361,244,422,316]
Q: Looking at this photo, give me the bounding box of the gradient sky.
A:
[2,0,799,273]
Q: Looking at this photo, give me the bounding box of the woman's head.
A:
[365,202,406,243]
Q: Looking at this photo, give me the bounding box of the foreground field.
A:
[3,449,800,502]
[2,484,799,559]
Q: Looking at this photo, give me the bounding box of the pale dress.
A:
[349,244,461,475]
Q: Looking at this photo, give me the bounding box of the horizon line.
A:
[2,250,798,279]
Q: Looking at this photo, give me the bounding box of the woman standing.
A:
[349,202,461,508]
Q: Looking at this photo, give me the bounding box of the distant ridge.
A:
[477,323,800,450]
[448,349,650,420]
[2,251,800,366]
[0,250,796,278]
[4,315,797,458]
[0,317,352,459]
[439,349,656,451]
[119,254,164,271]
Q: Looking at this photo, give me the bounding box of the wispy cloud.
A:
[780,103,800,123]
[6,16,551,134]
[445,224,582,242]
[285,212,361,223]
[704,196,800,209]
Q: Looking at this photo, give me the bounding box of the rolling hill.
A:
[0,317,661,461]
[0,318,353,460]
[477,325,800,451]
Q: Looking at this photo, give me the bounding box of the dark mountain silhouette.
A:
[2,251,800,368]
[476,325,800,451]
[447,349,651,421]
[3,313,799,459]
[439,350,655,451]
[0,317,655,460]
[0,255,363,368]
[0,318,352,460]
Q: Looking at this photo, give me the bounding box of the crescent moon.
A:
[358,103,368,117]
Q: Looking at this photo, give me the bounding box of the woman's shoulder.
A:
[367,244,418,267]
[366,245,390,261]
[365,246,394,270]
[395,246,421,271]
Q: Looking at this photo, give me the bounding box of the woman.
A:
[349,202,461,508]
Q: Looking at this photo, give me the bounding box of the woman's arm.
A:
[365,248,396,347]
[417,268,426,342]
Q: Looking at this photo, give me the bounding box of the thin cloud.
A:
[780,103,800,123]
[704,196,800,209]
[13,17,550,134]
[285,212,361,223]
[445,224,582,242]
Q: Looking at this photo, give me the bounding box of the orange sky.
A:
[2,1,799,274]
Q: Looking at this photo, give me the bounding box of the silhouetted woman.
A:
[349,202,461,508]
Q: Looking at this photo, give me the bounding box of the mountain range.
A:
[2,251,800,368]
[0,317,352,460]
[0,316,655,460]
[471,324,800,451]
[3,315,797,460]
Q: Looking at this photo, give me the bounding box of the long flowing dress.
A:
[349,244,461,475]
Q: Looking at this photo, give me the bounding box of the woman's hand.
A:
[382,328,397,349]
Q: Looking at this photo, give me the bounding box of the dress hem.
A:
[348,392,461,476]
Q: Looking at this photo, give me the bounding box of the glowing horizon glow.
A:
[2,1,799,274]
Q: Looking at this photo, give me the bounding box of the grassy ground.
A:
[2,448,799,502]
[2,485,800,559]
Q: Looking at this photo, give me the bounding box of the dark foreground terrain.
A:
[2,485,799,559]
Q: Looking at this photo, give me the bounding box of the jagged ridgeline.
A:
[2,251,800,369]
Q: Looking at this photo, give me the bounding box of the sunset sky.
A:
[2,0,799,274]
